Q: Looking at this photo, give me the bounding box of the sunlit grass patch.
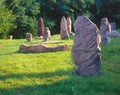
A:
[0,35,120,95]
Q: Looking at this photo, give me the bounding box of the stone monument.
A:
[44,27,51,41]
[67,17,72,35]
[72,16,101,76]
[100,18,111,44]
[60,16,69,40]
[38,17,44,37]
[26,33,32,42]
[110,22,116,30]
[108,22,120,37]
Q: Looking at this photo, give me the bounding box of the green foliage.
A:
[43,16,57,35]
[1,0,120,38]
[0,0,16,39]
[5,0,40,38]
[94,0,120,25]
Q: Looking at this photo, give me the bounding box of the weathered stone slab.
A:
[19,44,69,53]
[72,16,101,76]
[44,27,51,41]
[38,17,44,37]
[26,33,32,42]
[100,18,111,44]
[60,16,69,40]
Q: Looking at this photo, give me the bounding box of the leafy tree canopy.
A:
[0,0,16,38]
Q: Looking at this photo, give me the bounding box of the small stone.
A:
[44,27,51,41]
[26,33,32,42]
[9,35,13,40]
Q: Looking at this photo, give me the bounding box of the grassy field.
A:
[0,34,120,95]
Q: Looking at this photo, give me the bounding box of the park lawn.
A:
[0,34,120,95]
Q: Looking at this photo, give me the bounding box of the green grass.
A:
[0,35,120,95]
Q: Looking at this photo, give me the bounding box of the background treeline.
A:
[0,0,120,39]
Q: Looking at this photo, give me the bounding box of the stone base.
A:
[75,55,101,76]
[102,37,111,44]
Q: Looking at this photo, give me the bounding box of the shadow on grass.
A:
[0,70,77,95]
[0,69,120,95]
[0,51,19,56]
[0,70,71,80]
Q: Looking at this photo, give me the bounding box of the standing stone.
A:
[26,33,32,42]
[72,16,101,76]
[108,22,120,37]
[67,17,72,35]
[60,16,69,40]
[44,27,51,41]
[110,22,116,30]
[38,17,44,37]
[100,18,111,44]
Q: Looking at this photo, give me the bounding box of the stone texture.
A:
[107,30,120,37]
[108,22,120,37]
[26,33,32,42]
[67,17,72,35]
[19,44,69,53]
[38,17,44,37]
[110,22,116,30]
[100,18,111,44]
[44,27,51,41]
[60,16,69,40]
[72,16,101,76]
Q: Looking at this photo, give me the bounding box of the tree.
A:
[3,0,120,38]
[0,0,16,39]
[92,0,120,27]
[5,0,40,38]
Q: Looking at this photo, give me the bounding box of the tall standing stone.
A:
[26,33,32,42]
[60,16,69,40]
[100,18,111,44]
[72,16,101,76]
[67,17,72,35]
[44,27,51,41]
[38,17,44,37]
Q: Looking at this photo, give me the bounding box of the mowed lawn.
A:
[0,35,120,95]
